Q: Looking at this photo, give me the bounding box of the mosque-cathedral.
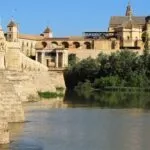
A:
[1,3,150,69]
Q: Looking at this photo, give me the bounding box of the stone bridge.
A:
[0,43,66,144]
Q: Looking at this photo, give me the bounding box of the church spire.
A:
[125,1,133,17]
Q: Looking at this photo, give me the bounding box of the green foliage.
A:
[38,91,64,99]
[75,80,93,92]
[65,57,99,89]
[93,76,121,89]
[68,54,78,67]
[65,50,150,91]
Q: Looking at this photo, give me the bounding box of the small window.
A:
[127,36,130,40]
[9,34,11,38]
[9,28,11,31]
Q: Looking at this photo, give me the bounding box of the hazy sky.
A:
[0,0,149,36]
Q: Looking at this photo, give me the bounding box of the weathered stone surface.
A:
[0,70,25,144]
[0,69,66,144]
[0,106,9,144]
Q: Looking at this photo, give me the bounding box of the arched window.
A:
[73,42,80,49]
[84,42,92,49]
[62,42,69,48]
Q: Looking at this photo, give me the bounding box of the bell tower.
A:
[7,20,18,42]
[43,27,53,38]
[125,2,133,17]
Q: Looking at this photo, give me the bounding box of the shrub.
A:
[38,91,64,99]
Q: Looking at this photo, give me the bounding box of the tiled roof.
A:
[109,16,146,27]
[7,21,17,27]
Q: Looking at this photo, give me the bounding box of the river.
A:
[1,92,150,150]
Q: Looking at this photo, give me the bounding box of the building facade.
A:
[1,3,150,67]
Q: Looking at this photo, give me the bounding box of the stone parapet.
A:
[20,52,48,72]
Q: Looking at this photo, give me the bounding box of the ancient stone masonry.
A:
[0,71,25,144]
[0,105,9,144]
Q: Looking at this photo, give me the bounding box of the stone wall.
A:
[0,70,25,144]
[4,70,66,102]
[69,49,144,60]
[0,69,66,144]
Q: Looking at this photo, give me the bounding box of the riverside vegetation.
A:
[38,87,65,99]
[65,50,150,92]
[64,50,150,109]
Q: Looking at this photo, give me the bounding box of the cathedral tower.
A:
[125,2,133,17]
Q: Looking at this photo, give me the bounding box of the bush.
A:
[93,76,121,89]
[38,91,64,99]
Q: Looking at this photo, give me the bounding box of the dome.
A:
[7,20,17,27]
[43,27,52,33]
[35,41,47,50]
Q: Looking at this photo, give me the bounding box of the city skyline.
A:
[0,0,149,36]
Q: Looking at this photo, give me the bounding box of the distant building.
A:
[1,2,150,66]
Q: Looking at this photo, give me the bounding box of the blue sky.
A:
[0,0,149,36]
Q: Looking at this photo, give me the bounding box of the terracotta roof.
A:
[19,34,44,41]
[43,27,52,33]
[7,20,17,27]
[109,16,146,27]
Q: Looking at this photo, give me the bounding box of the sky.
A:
[0,0,149,36]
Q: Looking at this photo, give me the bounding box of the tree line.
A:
[64,50,150,91]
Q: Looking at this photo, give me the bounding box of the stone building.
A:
[35,41,68,69]
[109,2,145,51]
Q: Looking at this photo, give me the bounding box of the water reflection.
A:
[2,91,150,150]
[64,91,150,109]
[5,108,150,150]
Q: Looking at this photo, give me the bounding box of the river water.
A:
[1,92,150,150]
